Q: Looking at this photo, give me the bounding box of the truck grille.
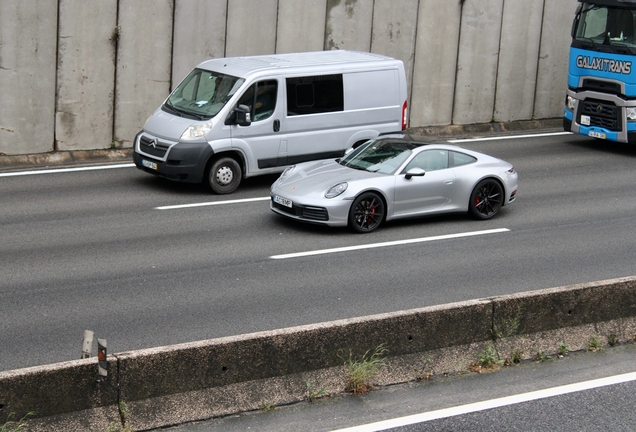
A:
[139,135,170,158]
[579,100,621,131]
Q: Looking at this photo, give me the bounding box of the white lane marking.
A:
[0,163,136,177]
[448,131,572,143]
[331,371,636,432]
[270,228,510,260]
[155,197,270,210]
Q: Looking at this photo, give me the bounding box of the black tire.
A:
[207,157,242,194]
[469,179,503,220]
[348,192,385,233]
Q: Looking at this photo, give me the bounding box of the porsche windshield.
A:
[164,69,245,120]
[574,4,636,53]
[339,140,416,174]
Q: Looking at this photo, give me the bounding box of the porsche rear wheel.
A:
[348,192,385,233]
[469,179,503,220]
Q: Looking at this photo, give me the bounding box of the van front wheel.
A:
[207,157,242,194]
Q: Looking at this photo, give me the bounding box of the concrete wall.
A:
[1,276,635,431]
[0,0,579,156]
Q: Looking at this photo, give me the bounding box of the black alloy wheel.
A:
[469,178,503,220]
[348,192,385,233]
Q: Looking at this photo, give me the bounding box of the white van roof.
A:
[196,50,401,78]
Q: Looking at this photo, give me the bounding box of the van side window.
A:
[286,74,344,116]
[236,80,278,121]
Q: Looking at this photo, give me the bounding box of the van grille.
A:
[139,135,170,158]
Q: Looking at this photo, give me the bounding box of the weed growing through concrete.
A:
[259,402,275,412]
[535,351,552,362]
[586,336,604,352]
[471,344,504,372]
[343,344,388,395]
[306,381,328,402]
[492,307,524,340]
[558,342,569,357]
[608,333,619,347]
[0,412,35,432]
[106,422,133,432]
[510,348,523,365]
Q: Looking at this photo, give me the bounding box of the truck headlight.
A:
[627,107,636,121]
[566,96,576,111]
[181,121,213,140]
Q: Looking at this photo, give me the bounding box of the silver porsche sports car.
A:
[270,134,518,233]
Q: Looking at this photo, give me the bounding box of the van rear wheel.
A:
[207,157,242,194]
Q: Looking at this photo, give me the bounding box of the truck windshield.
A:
[574,4,636,52]
[164,69,245,120]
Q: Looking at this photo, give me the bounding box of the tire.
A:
[469,179,504,220]
[348,192,385,233]
[207,157,242,194]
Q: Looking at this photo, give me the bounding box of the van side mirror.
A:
[225,104,251,126]
[405,167,426,179]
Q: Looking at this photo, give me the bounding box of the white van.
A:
[133,50,408,194]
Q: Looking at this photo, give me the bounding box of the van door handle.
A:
[273,120,280,132]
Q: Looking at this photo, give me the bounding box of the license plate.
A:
[580,115,591,126]
[273,194,292,208]
[142,159,158,170]
[588,131,606,139]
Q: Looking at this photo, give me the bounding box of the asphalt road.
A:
[1,132,635,371]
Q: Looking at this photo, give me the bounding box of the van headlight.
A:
[627,107,636,121]
[325,182,348,198]
[181,121,213,140]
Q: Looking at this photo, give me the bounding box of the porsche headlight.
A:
[325,182,348,198]
[279,165,296,179]
[627,107,636,121]
[181,121,213,140]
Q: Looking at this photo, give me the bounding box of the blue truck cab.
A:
[564,0,636,143]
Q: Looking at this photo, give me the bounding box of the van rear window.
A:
[286,74,343,116]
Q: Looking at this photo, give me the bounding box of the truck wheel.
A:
[207,157,242,194]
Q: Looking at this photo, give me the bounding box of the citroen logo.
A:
[149,139,158,149]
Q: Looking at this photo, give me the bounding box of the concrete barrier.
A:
[1,276,635,431]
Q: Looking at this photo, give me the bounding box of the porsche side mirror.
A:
[405,167,426,179]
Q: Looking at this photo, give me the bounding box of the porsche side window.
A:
[450,151,477,167]
[404,150,449,172]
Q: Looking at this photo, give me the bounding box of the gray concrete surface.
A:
[55,0,117,151]
[494,0,544,122]
[0,0,576,156]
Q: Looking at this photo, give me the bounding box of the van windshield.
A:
[164,69,245,120]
